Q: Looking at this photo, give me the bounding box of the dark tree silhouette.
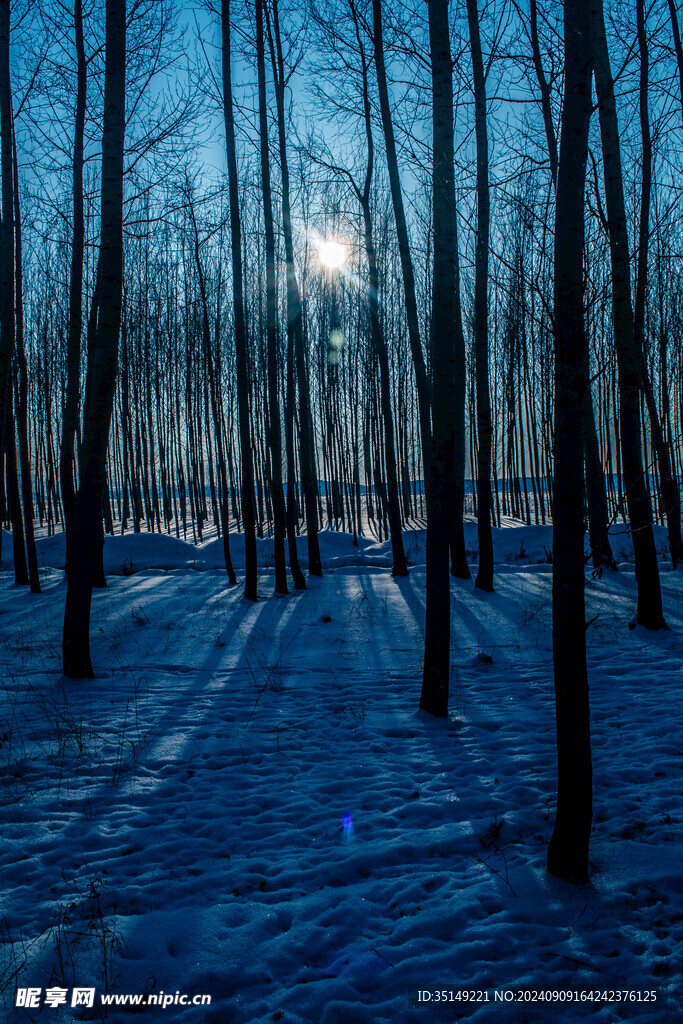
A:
[4,396,28,585]
[529,0,558,187]
[0,0,14,510]
[186,189,237,585]
[350,0,407,577]
[63,0,126,678]
[420,0,457,717]
[634,0,683,568]
[592,0,666,629]
[547,0,593,885]
[668,0,683,126]
[257,0,288,595]
[60,0,87,581]
[266,0,310,587]
[526,0,615,572]
[466,0,494,593]
[12,123,40,591]
[371,0,436,523]
[221,0,258,601]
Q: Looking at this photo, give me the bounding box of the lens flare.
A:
[341,811,354,836]
[318,240,347,269]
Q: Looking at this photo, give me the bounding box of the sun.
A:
[318,239,347,269]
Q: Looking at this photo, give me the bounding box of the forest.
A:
[1,0,682,1020]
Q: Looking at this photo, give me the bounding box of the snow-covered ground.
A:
[0,522,681,1022]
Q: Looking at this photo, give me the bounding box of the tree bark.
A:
[0,0,14,488]
[529,0,558,188]
[634,0,683,568]
[12,124,40,591]
[257,0,287,594]
[528,0,614,570]
[268,0,320,581]
[667,0,683,127]
[60,0,86,580]
[547,0,593,885]
[371,0,437,520]
[592,0,666,628]
[466,0,494,591]
[362,198,408,576]
[221,0,258,601]
[352,5,407,577]
[63,0,126,678]
[187,199,237,585]
[420,0,457,717]
[583,348,617,571]
[448,186,470,580]
[4,395,28,585]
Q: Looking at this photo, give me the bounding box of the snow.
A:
[4,518,672,575]
[0,522,681,1022]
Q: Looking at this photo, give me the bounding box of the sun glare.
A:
[318,239,347,269]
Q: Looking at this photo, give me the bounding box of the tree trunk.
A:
[528,0,614,569]
[4,395,28,585]
[0,0,14,488]
[371,0,434,500]
[529,0,558,187]
[592,0,666,628]
[420,0,457,717]
[257,0,287,594]
[188,200,237,585]
[547,0,593,885]
[583,350,617,571]
[466,0,494,591]
[268,0,320,580]
[60,0,86,580]
[362,200,408,576]
[351,7,407,577]
[12,124,39,591]
[63,0,126,678]
[634,0,683,568]
[667,0,683,126]
[222,0,258,601]
[448,191,470,580]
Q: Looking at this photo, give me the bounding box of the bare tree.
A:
[634,0,683,568]
[221,0,258,601]
[466,0,494,591]
[419,0,457,717]
[350,0,407,577]
[60,0,87,581]
[668,0,683,126]
[63,0,126,677]
[547,0,593,885]
[0,0,14,518]
[266,0,314,585]
[592,0,666,629]
[185,185,237,584]
[257,0,288,594]
[526,0,615,571]
[370,4,431,481]
[13,122,40,591]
